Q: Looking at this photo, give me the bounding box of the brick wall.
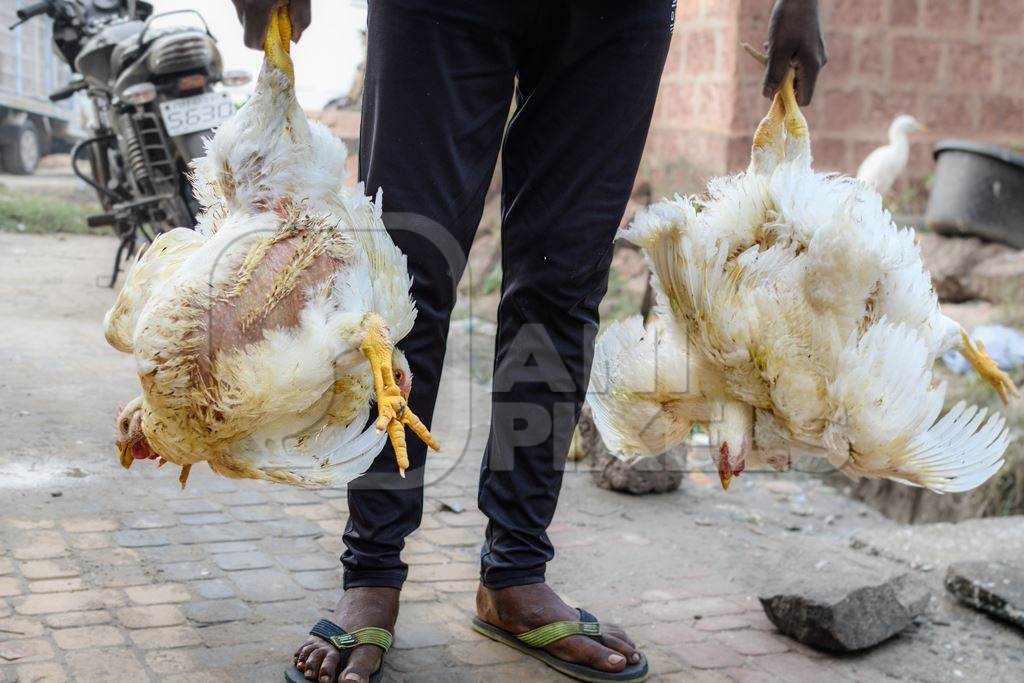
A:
[644,0,1024,197]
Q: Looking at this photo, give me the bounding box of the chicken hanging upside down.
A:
[588,48,1018,495]
[104,9,438,488]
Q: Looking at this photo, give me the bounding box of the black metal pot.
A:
[925,140,1024,248]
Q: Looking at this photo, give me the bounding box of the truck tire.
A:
[1,120,43,175]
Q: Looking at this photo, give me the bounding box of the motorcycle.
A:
[11,0,250,285]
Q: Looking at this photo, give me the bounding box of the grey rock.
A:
[576,405,684,495]
[760,572,930,652]
[945,561,1024,630]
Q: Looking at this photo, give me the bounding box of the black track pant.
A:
[343,0,673,589]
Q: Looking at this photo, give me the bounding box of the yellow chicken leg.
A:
[961,331,1020,404]
[360,313,440,477]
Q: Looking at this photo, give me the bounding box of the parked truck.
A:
[1,0,82,174]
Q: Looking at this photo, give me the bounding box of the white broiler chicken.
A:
[103,9,438,488]
[589,63,1017,494]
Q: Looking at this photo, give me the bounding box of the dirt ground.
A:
[1,232,1022,682]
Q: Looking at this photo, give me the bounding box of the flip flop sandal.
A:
[284,619,392,683]
[472,608,648,683]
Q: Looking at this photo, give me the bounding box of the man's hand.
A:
[231,0,311,50]
[763,0,826,106]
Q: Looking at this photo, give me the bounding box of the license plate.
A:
[159,91,234,137]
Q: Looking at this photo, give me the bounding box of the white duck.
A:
[103,9,438,488]
[589,67,1016,494]
[856,114,925,195]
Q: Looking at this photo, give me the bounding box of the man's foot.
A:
[476,582,640,674]
[294,587,399,683]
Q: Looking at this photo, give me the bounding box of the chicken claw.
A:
[960,331,1020,404]
[360,314,440,477]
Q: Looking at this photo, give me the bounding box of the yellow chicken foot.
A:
[360,313,440,477]
[960,331,1020,404]
[179,464,192,490]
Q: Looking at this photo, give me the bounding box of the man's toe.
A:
[339,646,382,682]
[303,647,327,679]
[318,650,341,683]
[559,635,627,673]
[602,633,640,664]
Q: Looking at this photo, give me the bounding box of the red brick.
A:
[923,0,974,30]
[890,0,921,26]
[863,88,919,129]
[823,31,855,81]
[891,37,944,83]
[822,88,865,132]
[830,0,884,25]
[978,0,1024,33]
[979,95,1024,134]
[684,29,718,74]
[810,136,848,171]
[857,32,889,82]
[997,45,1024,90]
[945,42,994,90]
[922,93,975,131]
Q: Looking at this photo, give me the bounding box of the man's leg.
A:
[476,0,674,674]
[294,2,517,681]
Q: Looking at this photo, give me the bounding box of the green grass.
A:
[0,188,105,235]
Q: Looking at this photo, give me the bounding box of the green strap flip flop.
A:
[472,608,649,682]
[284,619,392,683]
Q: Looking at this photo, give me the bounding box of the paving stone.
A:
[270,489,321,505]
[125,583,191,605]
[407,563,479,583]
[393,623,452,649]
[945,561,1024,630]
[0,559,13,576]
[695,614,755,632]
[112,529,171,548]
[714,629,791,656]
[42,610,111,629]
[14,662,68,682]
[67,532,112,550]
[168,499,220,514]
[0,616,45,638]
[27,578,84,594]
[672,640,741,669]
[53,624,124,650]
[217,491,268,507]
[0,637,53,663]
[122,513,177,529]
[642,597,746,622]
[184,599,252,625]
[284,504,338,521]
[92,569,152,588]
[117,604,186,629]
[230,505,285,522]
[421,527,479,547]
[4,519,55,531]
[213,551,273,571]
[78,547,139,566]
[206,541,261,554]
[11,542,67,561]
[178,513,233,525]
[275,553,340,572]
[14,589,123,615]
[136,544,203,564]
[60,517,118,533]
[146,649,200,675]
[191,579,237,600]
[230,569,305,603]
[0,578,22,597]
[130,625,203,650]
[180,524,265,544]
[633,621,707,647]
[264,518,324,538]
[65,648,147,680]
[292,570,342,591]
[159,561,216,581]
[448,639,525,666]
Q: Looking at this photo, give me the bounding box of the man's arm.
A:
[763,0,826,106]
[231,0,312,50]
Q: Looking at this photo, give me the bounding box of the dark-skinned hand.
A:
[763,0,827,106]
[230,0,311,50]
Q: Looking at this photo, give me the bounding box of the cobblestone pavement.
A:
[2,233,1023,683]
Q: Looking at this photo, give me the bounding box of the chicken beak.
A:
[118,440,135,470]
